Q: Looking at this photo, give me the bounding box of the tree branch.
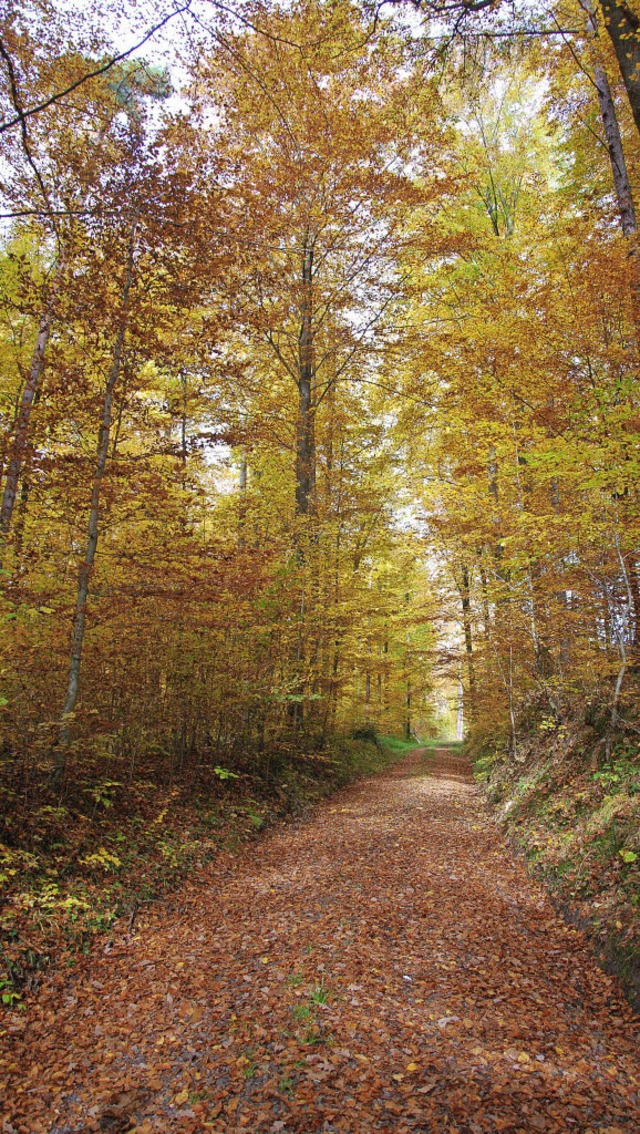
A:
[0,3,193,135]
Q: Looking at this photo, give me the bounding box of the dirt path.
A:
[2,747,639,1134]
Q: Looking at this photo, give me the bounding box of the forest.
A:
[1,0,640,1114]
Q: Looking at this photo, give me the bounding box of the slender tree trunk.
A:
[290,579,306,729]
[507,646,517,757]
[238,453,247,547]
[0,310,51,545]
[581,1,638,228]
[594,62,638,237]
[295,237,315,519]
[58,224,137,752]
[459,563,476,701]
[488,445,498,503]
[488,445,508,585]
[12,447,33,557]
[290,236,316,728]
[479,560,491,631]
[405,681,412,741]
[457,673,465,741]
[582,1,640,321]
[629,556,640,649]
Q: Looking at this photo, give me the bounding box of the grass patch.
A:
[378,734,421,755]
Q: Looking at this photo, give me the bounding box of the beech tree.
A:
[196,3,451,525]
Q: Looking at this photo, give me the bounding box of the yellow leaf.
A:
[406,1062,419,1072]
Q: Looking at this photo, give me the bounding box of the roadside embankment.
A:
[474,723,640,1013]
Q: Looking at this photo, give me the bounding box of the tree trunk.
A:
[12,446,33,557]
[405,681,412,740]
[488,446,508,583]
[629,555,640,648]
[479,560,491,631]
[295,237,315,519]
[58,223,137,753]
[290,237,316,728]
[594,63,638,236]
[583,1,640,314]
[598,0,640,139]
[457,562,476,724]
[238,453,247,547]
[0,310,51,544]
[460,563,475,699]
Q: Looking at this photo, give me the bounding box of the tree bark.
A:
[0,309,51,543]
[581,2,640,325]
[629,556,640,648]
[582,3,640,237]
[457,562,476,710]
[238,453,247,547]
[598,0,640,139]
[295,237,315,519]
[290,237,316,728]
[58,223,137,751]
[595,63,638,236]
[12,445,33,557]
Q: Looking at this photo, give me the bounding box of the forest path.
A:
[2,746,639,1134]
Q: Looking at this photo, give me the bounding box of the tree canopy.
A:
[1,0,639,775]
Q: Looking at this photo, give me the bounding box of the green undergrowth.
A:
[377,734,423,756]
[473,715,640,1013]
[0,730,404,1008]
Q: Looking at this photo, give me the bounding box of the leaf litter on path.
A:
[1,747,639,1133]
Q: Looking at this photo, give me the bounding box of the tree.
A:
[198,2,452,530]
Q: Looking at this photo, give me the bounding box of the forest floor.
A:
[1,746,639,1134]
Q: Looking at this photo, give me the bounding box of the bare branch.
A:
[0,3,193,135]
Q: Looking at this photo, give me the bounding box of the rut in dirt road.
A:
[2,746,639,1133]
